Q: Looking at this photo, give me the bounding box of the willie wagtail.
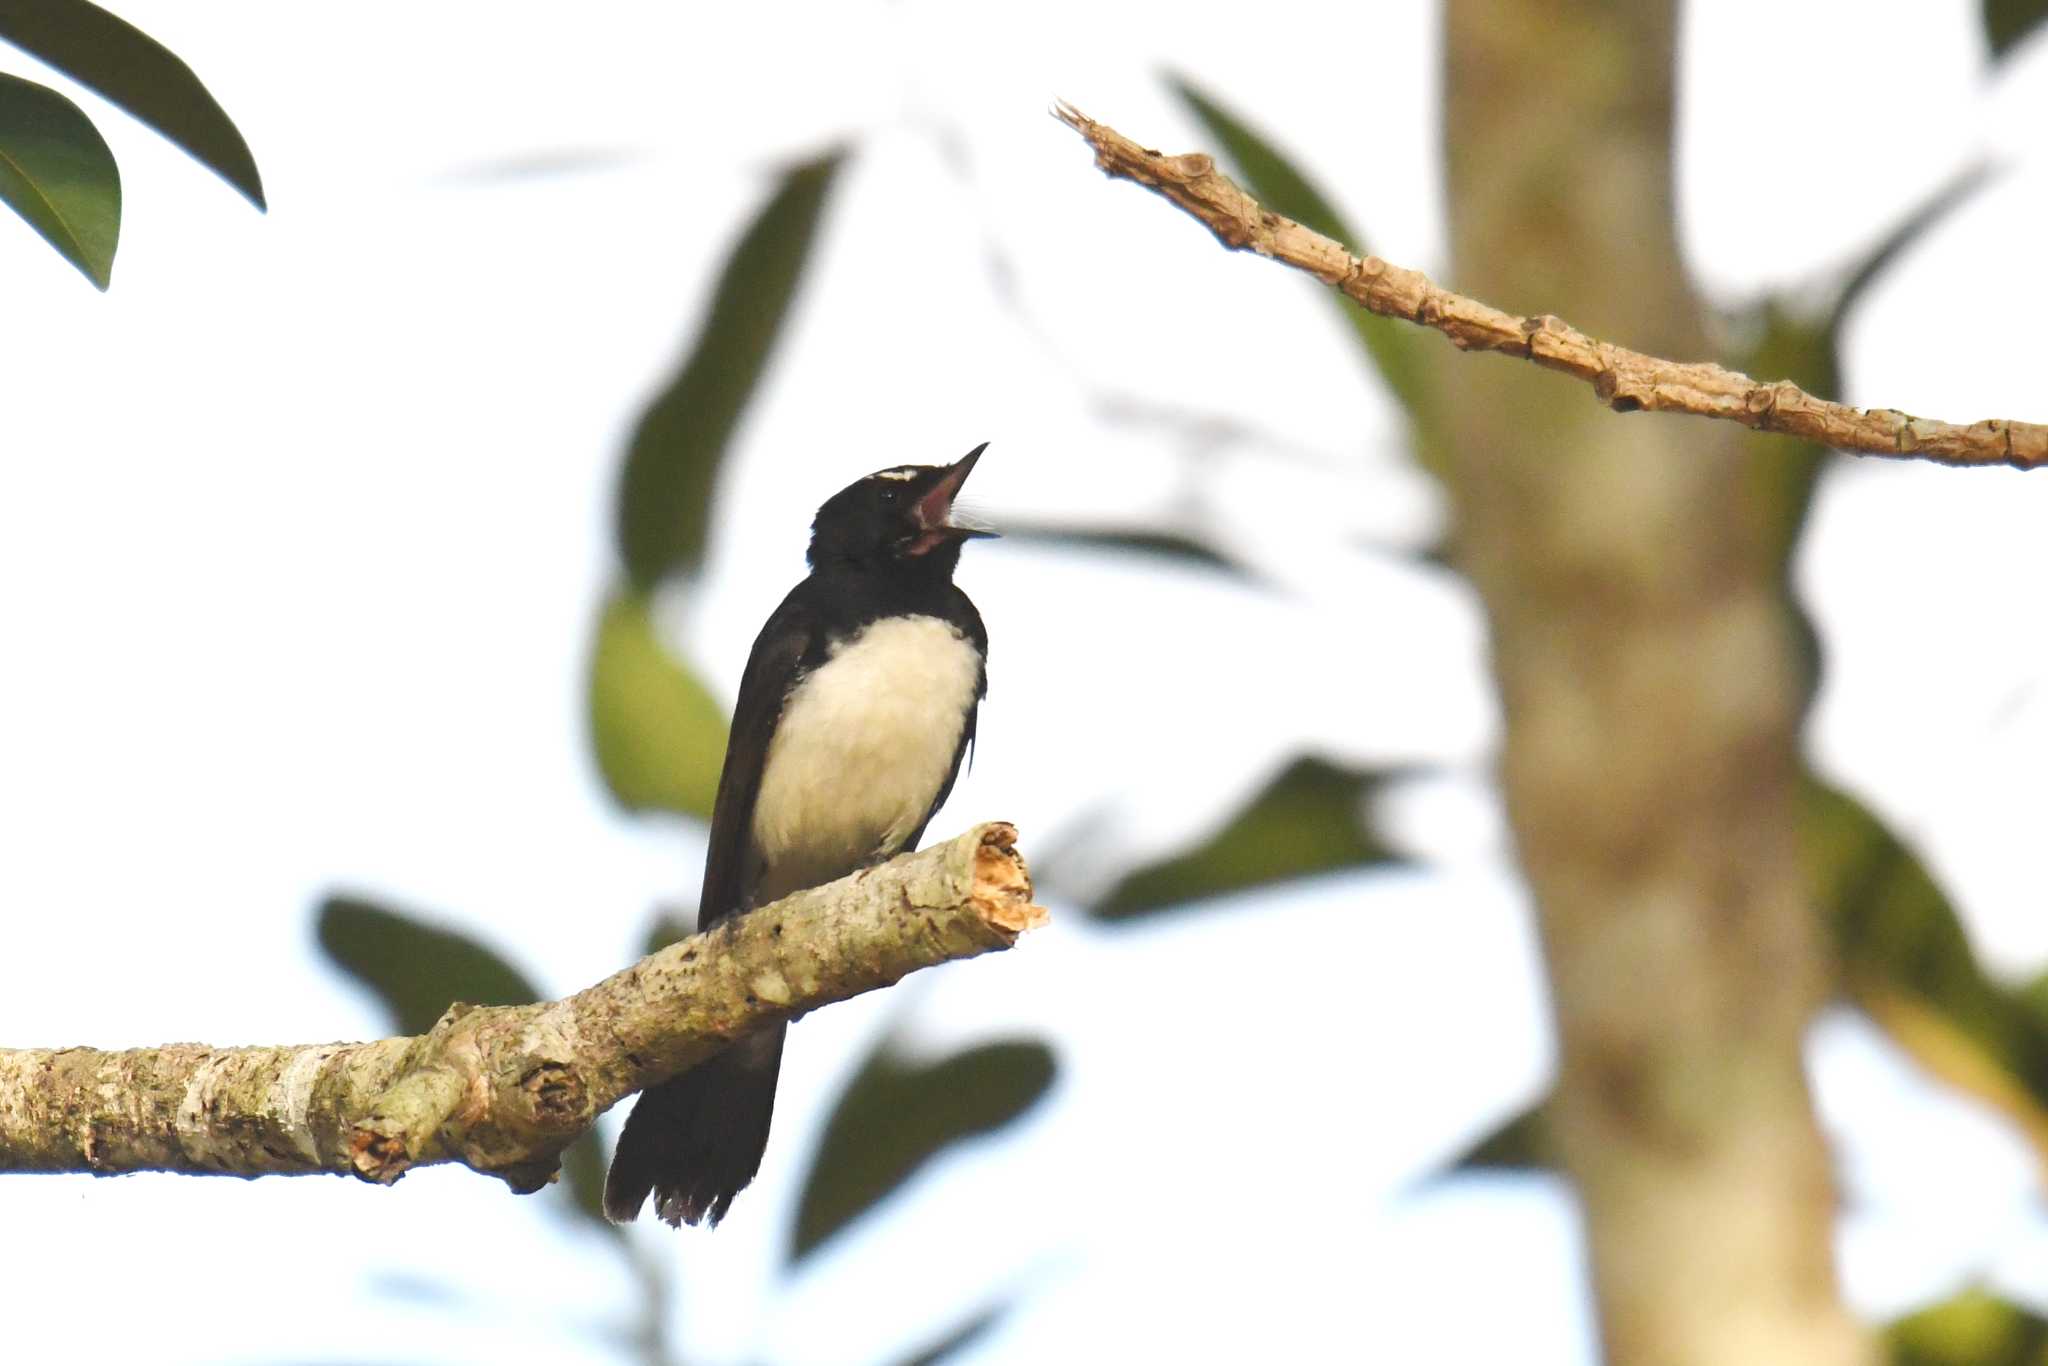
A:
[604,444,995,1227]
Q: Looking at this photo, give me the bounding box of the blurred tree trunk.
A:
[1439,4,1872,1363]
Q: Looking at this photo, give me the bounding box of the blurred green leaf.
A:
[1888,1287,2048,1366]
[1449,1099,1552,1173]
[994,521,1242,574]
[616,150,842,588]
[1167,77,1351,242]
[895,1302,1011,1366]
[556,1130,621,1238]
[1727,163,1993,702]
[365,1271,469,1305]
[1830,162,1991,342]
[1729,306,1833,700]
[1445,783,2048,1188]
[792,1039,1055,1262]
[0,0,264,207]
[316,893,541,1036]
[318,893,618,1233]
[588,586,729,820]
[1805,781,2048,1159]
[1733,161,1990,577]
[1168,74,1433,424]
[1983,0,2048,60]
[642,907,695,956]
[1726,296,1835,708]
[1449,786,2048,1187]
[2018,968,2048,1033]
[1093,756,1405,920]
[0,70,117,287]
[1809,781,2013,1051]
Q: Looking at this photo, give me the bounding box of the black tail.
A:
[603,1023,786,1227]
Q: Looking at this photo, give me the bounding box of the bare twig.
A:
[0,824,1044,1190]
[1055,104,2045,471]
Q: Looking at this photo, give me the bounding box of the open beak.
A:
[910,442,999,547]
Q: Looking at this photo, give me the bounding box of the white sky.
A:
[1,2,2045,1363]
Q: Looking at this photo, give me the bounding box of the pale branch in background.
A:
[0,824,1044,1189]
[1055,104,2046,472]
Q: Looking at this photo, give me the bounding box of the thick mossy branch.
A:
[0,824,1045,1191]
[1055,104,2045,471]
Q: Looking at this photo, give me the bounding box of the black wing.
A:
[698,592,820,931]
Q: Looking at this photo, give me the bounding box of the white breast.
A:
[750,615,982,901]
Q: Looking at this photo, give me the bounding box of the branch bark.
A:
[0,823,1045,1191]
[1054,103,2045,471]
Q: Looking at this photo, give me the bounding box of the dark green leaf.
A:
[587,586,729,819]
[0,0,263,207]
[1888,1287,2048,1366]
[1168,74,1433,423]
[1092,756,1405,920]
[316,893,541,1036]
[0,70,117,287]
[617,151,842,588]
[1983,0,2048,60]
[1449,1099,1552,1173]
[792,1039,1055,1262]
[894,1302,1011,1366]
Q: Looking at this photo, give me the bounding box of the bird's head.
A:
[806,443,996,575]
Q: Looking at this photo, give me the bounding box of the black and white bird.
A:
[604,444,995,1227]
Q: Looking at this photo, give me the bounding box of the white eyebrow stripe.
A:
[871,467,922,481]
